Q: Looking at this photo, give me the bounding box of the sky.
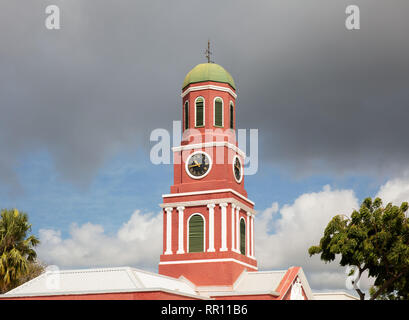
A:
[1,0,409,294]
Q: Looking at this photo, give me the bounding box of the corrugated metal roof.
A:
[233,270,287,292]
[3,267,197,297]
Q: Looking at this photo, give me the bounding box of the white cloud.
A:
[376,172,409,205]
[255,185,363,291]
[37,210,162,271]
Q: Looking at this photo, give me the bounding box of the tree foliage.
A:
[309,197,409,300]
[0,208,41,293]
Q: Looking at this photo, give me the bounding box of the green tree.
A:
[0,208,41,293]
[309,197,409,300]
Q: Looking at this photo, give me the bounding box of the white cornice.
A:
[162,188,255,206]
[181,84,237,99]
[172,141,246,159]
[160,197,255,215]
[159,258,257,270]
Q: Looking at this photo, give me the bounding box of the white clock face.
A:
[186,151,212,179]
[233,155,243,183]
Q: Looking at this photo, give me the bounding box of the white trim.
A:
[235,207,241,254]
[165,207,173,255]
[220,203,228,251]
[163,188,254,206]
[187,213,206,253]
[250,214,255,258]
[246,213,250,257]
[232,155,243,184]
[160,198,255,216]
[213,97,224,128]
[172,141,246,159]
[181,84,237,99]
[231,203,236,252]
[207,204,215,252]
[194,96,205,127]
[176,206,185,254]
[159,258,258,270]
[185,150,212,180]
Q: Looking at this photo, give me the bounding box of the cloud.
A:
[37,210,162,271]
[255,185,369,291]
[376,172,409,205]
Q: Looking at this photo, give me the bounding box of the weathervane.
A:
[205,39,213,63]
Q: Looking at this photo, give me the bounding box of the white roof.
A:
[313,291,359,300]
[3,267,203,299]
[233,270,287,293]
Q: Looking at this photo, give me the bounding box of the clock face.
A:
[186,152,211,178]
[233,156,242,183]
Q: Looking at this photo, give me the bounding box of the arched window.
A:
[189,214,204,252]
[214,98,223,127]
[184,101,189,130]
[240,218,246,255]
[195,97,204,127]
[230,102,234,129]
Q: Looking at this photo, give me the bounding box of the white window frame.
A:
[213,97,224,128]
[187,213,206,253]
[194,96,205,128]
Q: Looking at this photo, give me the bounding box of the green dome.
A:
[182,63,236,90]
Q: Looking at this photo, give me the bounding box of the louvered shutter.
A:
[240,219,246,255]
[196,98,204,127]
[214,98,223,127]
[184,101,189,130]
[189,214,204,252]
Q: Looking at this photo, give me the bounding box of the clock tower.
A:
[158,62,257,286]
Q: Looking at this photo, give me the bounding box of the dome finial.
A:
[205,39,213,63]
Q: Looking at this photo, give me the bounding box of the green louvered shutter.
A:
[214,98,223,127]
[240,219,246,255]
[195,98,204,127]
[189,214,204,252]
[230,104,234,129]
[184,101,189,130]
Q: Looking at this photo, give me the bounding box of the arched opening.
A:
[240,218,246,255]
[195,97,204,127]
[214,97,223,127]
[230,102,234,129]
[184,101,189,130]
[189,214,204,252]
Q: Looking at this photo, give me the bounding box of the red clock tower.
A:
[158,62,257,286]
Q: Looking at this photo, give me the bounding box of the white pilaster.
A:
[251,213,255,258]
[235,206,241,253]
[207,204,216,252]
[246,212,251,257]
[176,206,185,254]
[220,203,228,251]
[231,203,236,252]
[165,207,173,255]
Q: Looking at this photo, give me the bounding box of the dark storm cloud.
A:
[1,0,408,192]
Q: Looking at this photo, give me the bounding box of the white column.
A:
[246,212,251,257]
[235,206,241,253]
[220,203,228,251]
[251,213,255,258]
[207,204,215,252]
[165,207,173,255]
[231,203,236,251]
[176,206,185,254]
